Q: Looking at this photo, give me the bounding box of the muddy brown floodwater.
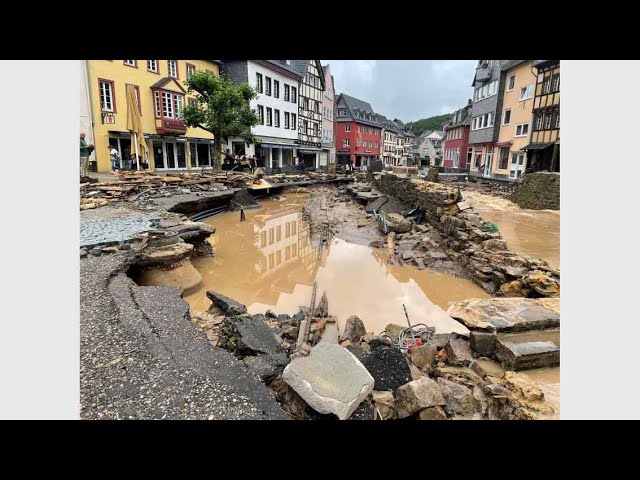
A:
[461,190,560,268]
[183,195,490,335]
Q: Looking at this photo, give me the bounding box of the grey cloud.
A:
[323,60,477,121]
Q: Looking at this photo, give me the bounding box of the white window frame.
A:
[519,84,533,101]
[515,123,529,137]
[291,87,297,103]
[265,76,272,96]
[147,60,158,73]
[256,73,263,93]
[274,109,280,128]
[552,74,560,92]
[503,109,511,125]
[284,112,289,129]
[186,63,196,79]
[555,113,560,129]
[543,77,551,94]
[507,74,515,91]
[345,124,350,132]
[257,105,264,125]
[154,91,161,117]
[536,115,544,130]
[284,84,290,101]
[162,92,174,118]
[343,138,350,147]
[266,107,272,126]
[168,60,177,78]
[99,80,114,112]
[124,60,136,67]
[545,113,552,129]
[273,80,279,98]
[290,113,296,130]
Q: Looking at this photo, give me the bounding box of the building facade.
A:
[442,100,472,171]
[291,60,325,168]
[222,60,302,169]
[416,130,444,164]
[85,60,220,173]
[320,64,336,169]
[524,60,560,174]
[378,116,399,166]
[491,60,538,180]
[468,60,508,177]
[335,94,382,167]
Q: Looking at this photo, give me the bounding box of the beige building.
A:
[493,60,537,179]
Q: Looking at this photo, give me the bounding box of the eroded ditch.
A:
[118,177,560,420]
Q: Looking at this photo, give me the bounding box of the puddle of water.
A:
[475,208,560,268]
[183,198,490,335]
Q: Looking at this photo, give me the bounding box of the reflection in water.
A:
[184,198,490,335]
[475,208,560,268]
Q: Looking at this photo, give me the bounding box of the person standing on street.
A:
[80,132,93,178]
[109,145,121,171]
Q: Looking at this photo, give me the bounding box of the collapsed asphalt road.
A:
[80,253,287,419]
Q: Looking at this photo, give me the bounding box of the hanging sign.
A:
[102,112,115,124]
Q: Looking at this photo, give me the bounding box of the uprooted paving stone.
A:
[206,291,248,316]
[282,342,374,420]
[395,377,446,419]
[223,315,283,357]
[243,353,289,383]
[360,347,412,392]
[447,297,560,332]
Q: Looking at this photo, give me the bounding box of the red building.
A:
[335,93,381,167]
[442,101,472,171]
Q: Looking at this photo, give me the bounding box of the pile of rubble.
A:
[80,171,350,210]
[189,291,558,420]
[368,174,560,297]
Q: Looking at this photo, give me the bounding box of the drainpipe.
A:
[83,60,96,150]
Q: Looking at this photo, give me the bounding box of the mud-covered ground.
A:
[302,184,385,246]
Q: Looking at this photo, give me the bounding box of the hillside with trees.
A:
[409,113,454,137]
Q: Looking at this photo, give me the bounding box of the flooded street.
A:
[184,196,489,335]
[462,190,560,268]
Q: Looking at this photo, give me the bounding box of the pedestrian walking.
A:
[109,145,121,170]
[79,132,93,178]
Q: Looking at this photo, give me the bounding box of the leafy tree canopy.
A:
[410,113,454,137]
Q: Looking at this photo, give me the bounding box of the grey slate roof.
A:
[336,93,382,127]
[501,60,527,71]
[265,60,304,79]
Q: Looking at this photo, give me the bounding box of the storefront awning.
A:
[522,142,554,151]
[259,142,298,149]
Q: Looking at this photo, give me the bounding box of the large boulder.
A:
[206,291,247,316]
[282,343,374,420]
[372,390,396,420]
[395,377,446,419]
[447,297,560,332]
[437,377,476,416]
[360,347,412,392]
[341,315,366,344]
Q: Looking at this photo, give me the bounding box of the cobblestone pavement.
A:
[80,205,162,247]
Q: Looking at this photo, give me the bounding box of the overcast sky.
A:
[323,60,477,123]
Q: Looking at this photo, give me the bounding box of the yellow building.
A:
[493,60,537,179]
[524,60,560,173]
[83,60,220,173]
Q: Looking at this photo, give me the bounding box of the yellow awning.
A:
[126,84,148,167]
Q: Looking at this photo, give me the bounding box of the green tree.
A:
[182,71,259,171]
